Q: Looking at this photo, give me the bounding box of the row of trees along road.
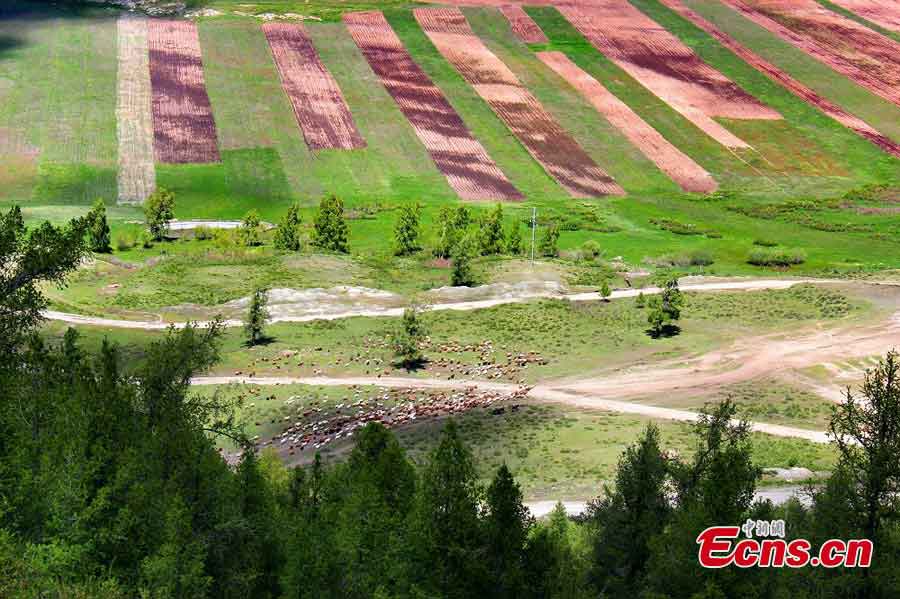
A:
[1,205,899,598]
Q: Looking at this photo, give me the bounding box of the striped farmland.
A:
[720,0,900,108]
[414,7,623,197]
[263,23,365,151]
[343,11,521,200]
[658,0,900,158]
[829,0,900,32]
[559,0,781,149]
[537,51,717,193]
[148,19,220,163]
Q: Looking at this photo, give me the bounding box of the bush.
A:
[581,240,602,259]
[747,247,807,267]
[194,225,214,241]
[312,195,349,253]
[753,238,778,247]
[114,231,136,252]
[652,249,714,268]
[144,188,175,241]
[239,210,263,247]
[140,230,153,249]
[538,223,560,258]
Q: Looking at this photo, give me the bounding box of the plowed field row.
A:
[263,23,366,151]
[830,0,900,32]
[117,15,156,204]
[343,11,522,200]
[414,7,623,198]
[499,5,549,44]
[148,19,220,164]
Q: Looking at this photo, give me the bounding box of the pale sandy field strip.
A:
[559,0,781,149]
[659,0,900,158]
[147,19,220,163]
[414,7,623,197]
[720,0,900,107]
[537,51,717,192]
[116,15,156,204]
[263,23,366,150]
[343,11,522,200]
[499,5,549,43]
[829,0,900,31]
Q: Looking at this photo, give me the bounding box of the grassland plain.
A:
[42,285,868,383]
[676,0,900,145]
[193,382,838,499]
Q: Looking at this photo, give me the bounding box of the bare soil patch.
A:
[499,5,548,44]
[830,0,900,32]
[117,15,156,204]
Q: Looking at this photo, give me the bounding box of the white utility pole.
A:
[530,207,536,265]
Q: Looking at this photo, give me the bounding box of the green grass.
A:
[676,0,900,144]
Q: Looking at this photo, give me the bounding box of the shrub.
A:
[753,238,778,247]
[312,195,349,253]
[581,240,602,259]
[140,230,153,249]
[114,231,135,252]
[194,225,214,241]
[239,210,263,247]
[451,234,477,287]
[538,223,560,258]
[478,204,505,256]
[747,247,807,267]
[393,203,421,256]
[273,203,302,251]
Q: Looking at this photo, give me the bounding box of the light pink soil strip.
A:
[559,1,781,149]
[147,19,220,163]
[415,7,623,197]
[343,11,521,200]
[263,23,365,150]
[659,0,900,158]
[117,15,156,204]
[538,51,717,192]
[720,0,900,107]
[829,0,900,32]
[499,5,549,43]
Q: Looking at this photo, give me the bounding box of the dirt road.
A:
[44,278,834,330]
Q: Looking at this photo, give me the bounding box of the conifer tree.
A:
[273,203,302,251]
[312,195,349,253]
[393,204,421,256]
[87,199,111,253]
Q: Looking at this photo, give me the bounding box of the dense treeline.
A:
[1,207,899,598]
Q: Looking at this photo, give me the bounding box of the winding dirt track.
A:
[42,278,832,330]
[190,304,900,444]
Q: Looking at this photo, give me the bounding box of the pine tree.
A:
[451,234,476,287]
[484,464,531,598]
[86,199,111,253]
[144,188,175,241]
[538,222,560,257]
[433,206,458,259]
[312,195,349,253]
[244,288,269,346]
[239,210,263,247]
[635,291,646,309]
[505,222,522,255]
[393,307,426,367]
[393,204,421,256]
[273,203,302,251]
[479,204,505,256]
[452,205,471,230]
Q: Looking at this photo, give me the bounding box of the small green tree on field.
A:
[274,203,302,251]
[86,199,111,253]
[239,210,263,247]
[538,223,560,258]
[647,278,683,337]
[506,223,522,255]
[451,234,477,287]
[599,279,611,302]
[393,306,427,368]
[312,195,349,253]
[394,204,421,256]
[453,205,471,230]
[433,206,458,259]
[144,188,175,241]
[635,291,646,309]
[479,204,505,256]
[245,287,269,346]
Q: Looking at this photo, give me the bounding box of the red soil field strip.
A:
[830,0,900,32]
[147,19,220,164]
[537,51,717,193]
[414,7,623,197]
[499,5,549,44]
[719,0,900,107]
[559,1,781,150]
[343,11,522,200]
[659,0,900,159]
[263,23,365,151]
